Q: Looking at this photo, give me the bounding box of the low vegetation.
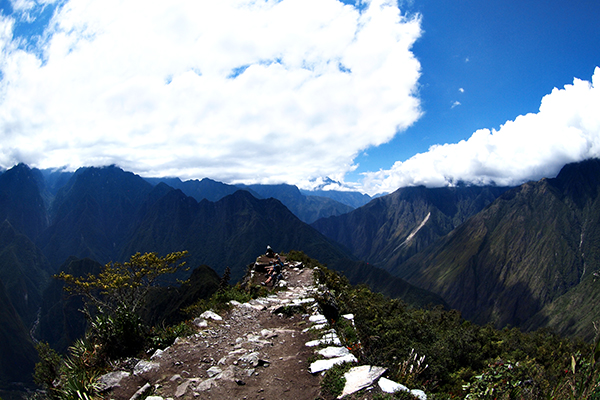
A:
[33,252,268,399]
[35,251,192,399]
[32,250,600,399]
[311,255,600,399]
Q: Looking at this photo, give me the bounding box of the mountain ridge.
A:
[393,159,600,340]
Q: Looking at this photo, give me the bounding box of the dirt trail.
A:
[105,264,325,400]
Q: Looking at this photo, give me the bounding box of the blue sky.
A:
[1,0,599,194]
[351,0,600,182]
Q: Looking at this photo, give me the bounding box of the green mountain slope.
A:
[37,166,154,267]
[0,220,52,326]
[328,258,448,308]
[36,257,102,353]
[312,185,509,269]
[0,163,48,241]
[122,189,351,281]
[394,159,600,339]
[0,278,37,388]
[300,188,372,209]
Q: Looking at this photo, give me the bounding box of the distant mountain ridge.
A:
[237,183,354,224]
[145,177,365,224]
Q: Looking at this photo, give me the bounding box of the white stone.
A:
[293,297,315,305]
[146,397,164,400]
[216,365,237,381]
[192,317,207,328]
[305,335,342,347]
[342,314,354,320]
[130,382,152,400]
[199,310,222,321]
[206,366,222,378]
[196,378,216,391]
[133,360,160,376]
[309,314,327,324]
[378,377,409,394]
[150,349,164,359]
[239,351,260,366]
[97,371,130,391]
[175,380,190,397]
[217,356,228,365]
[260,329,277,338]
[309,354,357,374]
[242,303,264,310]
[338,366,387,399]
[411,389,428,400]
[321,331,342,346]
[318,346,351,358]
[229,300,242,306]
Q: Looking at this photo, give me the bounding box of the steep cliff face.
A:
[0,163,48,241]
[395,159,600,339]
[0,278,37,388]
[37,166,154,266]
[312,185,509,270]
[0,221,52,327]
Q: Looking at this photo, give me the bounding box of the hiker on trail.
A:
[266,245,275,258]
[264,254,284,286]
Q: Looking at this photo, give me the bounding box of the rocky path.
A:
[102,264,325,400]
[99,262,427,400]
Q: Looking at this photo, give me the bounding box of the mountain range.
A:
[313,159,600,341]
[0,163,419,390]
[2,159,600,390]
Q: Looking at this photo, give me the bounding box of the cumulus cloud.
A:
[362,67,600,194]
[0,0,422,186]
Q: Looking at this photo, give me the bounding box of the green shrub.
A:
[463,358,545,399]
[33,342,62,392]
[150,321,196,349]
[305,258,595,399]
[56,251,189,316]
[33,339,102,400]
[88,307,147,359]
[550,334,600,399]
[373,392,421,400]
[321,362,353,398]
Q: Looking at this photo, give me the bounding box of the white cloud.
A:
[0,0,422,186]
[451,100,461,108]
[458,87,464,93]
[362,67,600,194]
